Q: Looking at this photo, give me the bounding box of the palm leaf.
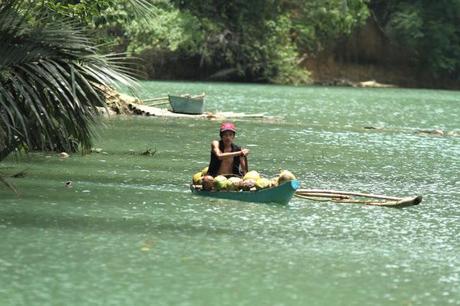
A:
[0,175,18,195]
[0,0,138,158]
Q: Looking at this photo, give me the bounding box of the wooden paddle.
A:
[243,156,249,174]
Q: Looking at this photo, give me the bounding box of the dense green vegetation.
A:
[32,0,459,84]
[33,0,370,84]
[0,0,139,163]
[372,0,460,79]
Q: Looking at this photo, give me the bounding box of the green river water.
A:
[1,82,459,305]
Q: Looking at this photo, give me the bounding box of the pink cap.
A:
[220,122,236,133]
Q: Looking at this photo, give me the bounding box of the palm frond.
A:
[0,175,18,195]
[0,0,138,159]
[127,0,155,15]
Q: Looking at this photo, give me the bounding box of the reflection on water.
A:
[1,82,459,305]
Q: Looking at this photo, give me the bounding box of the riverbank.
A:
[305,57,460,90]
[100,86,279,121]
[303,17,460,90]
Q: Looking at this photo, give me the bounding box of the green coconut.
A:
[255,178,270,190]
[278,170,296,185]
[226,177,243,191]
[243,170,260,181]
[241,179,256,191]
[214,175,228,191]
[201,166,209,176]
[270,177,279,188]
[192,172,203,185]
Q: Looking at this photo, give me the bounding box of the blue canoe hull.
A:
[190,180,300,205]
[169,95,204,114]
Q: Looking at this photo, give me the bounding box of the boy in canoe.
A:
[202,122,249,190]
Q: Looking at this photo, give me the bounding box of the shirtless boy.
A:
[202,122,249,189]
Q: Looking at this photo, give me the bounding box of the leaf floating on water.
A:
[0,176,18,195]
[11,168,29,178]
[141,240,155,252]
[141,148,157,157]
[59,152,69,159]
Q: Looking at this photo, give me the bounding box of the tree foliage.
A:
[32,0,369,84]
[10,1,459,85]
[160,0,369,83]
[371,0,460,79]
[0,0,136,161]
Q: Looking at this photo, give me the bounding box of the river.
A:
[1,82,459,305]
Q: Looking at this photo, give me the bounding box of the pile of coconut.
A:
[192,168,296,191]
[95,85,142,116]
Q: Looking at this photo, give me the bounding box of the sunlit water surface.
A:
[1,82,459,305]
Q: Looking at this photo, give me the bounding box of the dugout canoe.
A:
[169,94,205,114]
[191,180,300,205]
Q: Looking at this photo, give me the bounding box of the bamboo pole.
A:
[295,192,351,199]
[295,194,422,207]
[145,101,170,107]
[296,189,403,201]
[143,96,169,102]
[296,194,383,205]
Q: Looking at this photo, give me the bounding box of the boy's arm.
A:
[240,156,248,175]
[211,140,248,160]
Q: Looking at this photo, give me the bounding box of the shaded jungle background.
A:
[36,0,460,89]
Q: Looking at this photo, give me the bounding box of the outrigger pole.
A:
[295,189,422,208]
